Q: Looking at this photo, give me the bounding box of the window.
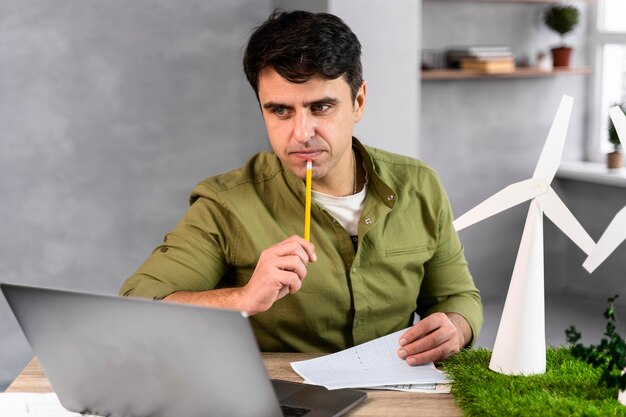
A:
[601,0,626,32]
[589,0,626,158]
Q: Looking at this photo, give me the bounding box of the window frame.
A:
[586,0,626,162]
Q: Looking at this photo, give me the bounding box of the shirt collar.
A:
[278,137,397,208]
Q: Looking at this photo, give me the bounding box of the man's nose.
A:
[293,111,315,143]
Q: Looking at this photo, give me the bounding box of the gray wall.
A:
[1,0,422,390]
[1,0,271,389]
[330,0,420,158]
[421,1,590,301]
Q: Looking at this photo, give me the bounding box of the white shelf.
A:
[557,160,626,188]
[425,0,594,3]
[421,67,592,81]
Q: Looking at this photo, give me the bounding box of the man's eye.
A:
[275,107,286,116]
[312,103,330,112]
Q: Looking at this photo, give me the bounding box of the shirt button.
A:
[364,218,372,225]
[352,267,358,273]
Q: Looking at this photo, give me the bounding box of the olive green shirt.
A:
[120,139,483,352]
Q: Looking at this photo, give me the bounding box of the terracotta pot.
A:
[608,151,623,169]
[551,47,573,68]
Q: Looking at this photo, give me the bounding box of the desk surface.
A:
[6,355,462,417]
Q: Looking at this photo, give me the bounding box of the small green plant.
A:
[566,295,626,391]
[609,104,625,152]
[544,4,580,44]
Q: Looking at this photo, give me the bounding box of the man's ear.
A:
[354,80,366,123]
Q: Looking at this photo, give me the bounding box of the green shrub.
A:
[544,5,580,39]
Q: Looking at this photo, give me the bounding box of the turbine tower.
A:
[454,95,595,375]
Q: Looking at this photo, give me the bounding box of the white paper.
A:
[537,187,595,255]
[453,178,545,231]
[583,206,626,272]
[532,95,573,183]
[489,200,546,375]
[365,383,451,393]
[290,329,449,390]
[609,106,626,142]
[0,393,93,417]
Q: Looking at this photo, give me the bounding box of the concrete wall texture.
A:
[0,0,271,388]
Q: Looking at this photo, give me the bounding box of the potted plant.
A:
[543,4,580,67]
[608,104,625,170]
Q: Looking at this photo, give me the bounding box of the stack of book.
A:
[446,46,516,74]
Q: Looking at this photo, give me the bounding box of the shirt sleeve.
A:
[119,195,235,300]
[416,178,484,346]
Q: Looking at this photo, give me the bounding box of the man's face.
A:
[257,67,366,195]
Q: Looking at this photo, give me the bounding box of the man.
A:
[120,10,483,366]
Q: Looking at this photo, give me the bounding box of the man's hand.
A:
[240,235,316,315]
[397,312,472,366]
[164,235,316,315]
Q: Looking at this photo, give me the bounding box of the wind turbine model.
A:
[583,106,626,273]
[454,95,595,375]
[583,206,626,273]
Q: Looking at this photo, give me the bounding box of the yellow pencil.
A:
[304,160,312,241]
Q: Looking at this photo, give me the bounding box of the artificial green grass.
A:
[441,347,626,417]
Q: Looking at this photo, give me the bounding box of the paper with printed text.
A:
[290,329,449,390]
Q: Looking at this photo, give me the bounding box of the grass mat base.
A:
[441,348,626,416]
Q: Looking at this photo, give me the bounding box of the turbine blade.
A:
[537,187,595,255]
[609,106,626,142]
[454,178,545,231]
[532,95,574,184]
[583,206,626,273]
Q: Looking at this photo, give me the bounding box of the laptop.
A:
[1,283,366,417]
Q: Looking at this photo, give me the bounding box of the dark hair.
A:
[243,10,363,101]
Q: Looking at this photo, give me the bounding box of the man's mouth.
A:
[290,150,323,160]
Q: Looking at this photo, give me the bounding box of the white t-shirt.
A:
[311,186,367,237]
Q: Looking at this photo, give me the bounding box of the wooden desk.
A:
[6,355,462,417]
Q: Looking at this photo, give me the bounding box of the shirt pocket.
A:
[385,243,433,263]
